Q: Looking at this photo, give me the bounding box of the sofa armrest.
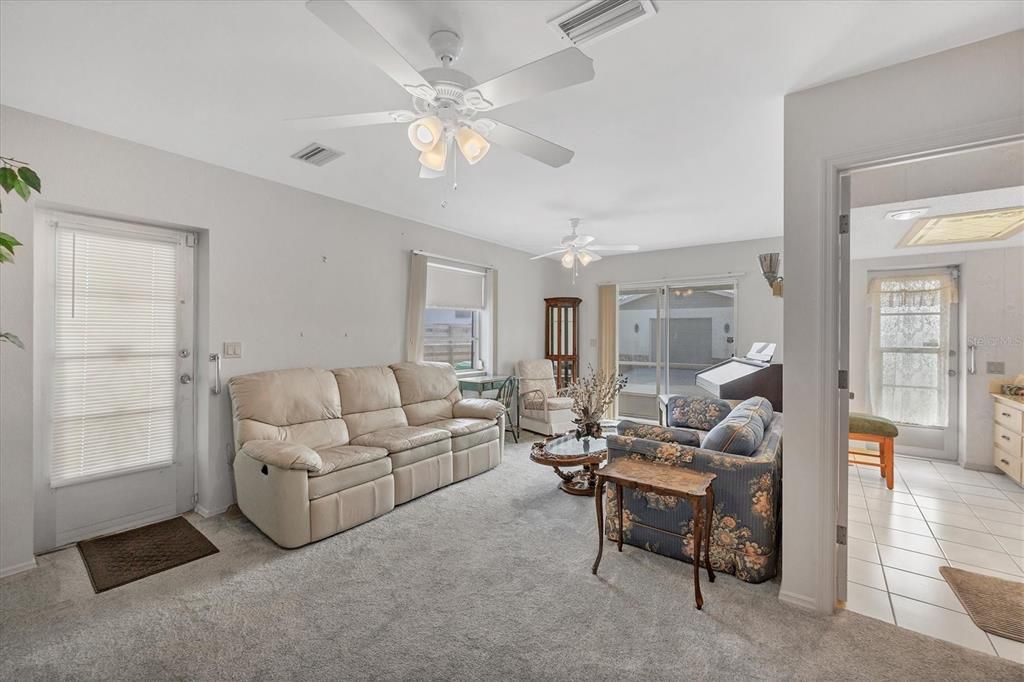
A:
[453,398,505,420]
[616,420,700,447]
[240,440,323,473]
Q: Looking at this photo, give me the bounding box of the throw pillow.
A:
[735,397,774,428]
[666,396,732,431]
[701,408,766,457]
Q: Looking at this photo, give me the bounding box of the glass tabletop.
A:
[544,433,608,457]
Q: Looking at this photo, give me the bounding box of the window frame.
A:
[422,306,484,376]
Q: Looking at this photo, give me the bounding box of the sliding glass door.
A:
[617,281,736,420]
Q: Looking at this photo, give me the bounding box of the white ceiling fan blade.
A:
[478,119,574,168]
[588,244,640,252]
[463,48,594,111]
[573,234,596,247]
[306,0,437,101]
[288,110,416,131]
[530,249,568,260]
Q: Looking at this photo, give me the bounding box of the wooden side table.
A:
[592,458,717,609]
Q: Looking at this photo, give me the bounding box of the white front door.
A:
[35,212,196,550]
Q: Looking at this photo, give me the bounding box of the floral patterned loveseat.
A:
[605,397,783,583]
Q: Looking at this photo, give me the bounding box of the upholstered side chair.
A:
[516,359,574,436]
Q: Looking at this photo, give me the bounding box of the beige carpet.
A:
[1,437,1021,680]
[941,566,1024,643]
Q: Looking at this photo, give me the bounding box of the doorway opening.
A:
[836,139,1024,658]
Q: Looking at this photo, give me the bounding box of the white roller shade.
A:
[426,262,486,310]
[51,227,179,485]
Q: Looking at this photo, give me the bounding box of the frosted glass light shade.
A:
[418,138,448,172]
[455,127,491,164]
[577,251,593,266]
[408,116,443,152]
[561,251,575,268]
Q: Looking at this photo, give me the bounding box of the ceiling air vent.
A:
[549,0,657,46]
[290,143,343,167]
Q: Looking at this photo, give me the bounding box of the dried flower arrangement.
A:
[563,366,627,440]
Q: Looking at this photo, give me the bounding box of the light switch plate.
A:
[986,361,1005,375]
[223,342,242,359]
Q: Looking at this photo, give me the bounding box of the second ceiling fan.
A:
[296,0,596,178]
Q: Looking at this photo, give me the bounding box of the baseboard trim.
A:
[0,558,38,579]
[779,589,823,613]
[195,503,230,518]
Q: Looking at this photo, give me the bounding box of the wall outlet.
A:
[223,341,242,359]
[986,361,1005,375]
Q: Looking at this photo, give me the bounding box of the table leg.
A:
[691,497,703,610]
[704,486,715,583]
[591,478,606,575]
[616,483,624,552]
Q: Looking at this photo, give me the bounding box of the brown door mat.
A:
[77,516,218,593]
[939,565,1024,643]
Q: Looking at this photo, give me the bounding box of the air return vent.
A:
[290,143,343,167]
[549,0,657,46]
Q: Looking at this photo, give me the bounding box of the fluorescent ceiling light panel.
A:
[897,206,1024,247]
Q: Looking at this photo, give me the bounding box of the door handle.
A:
[179,374,193,385]
[210,353,222,395]
[967,344,976,375]
[947,369,957,377]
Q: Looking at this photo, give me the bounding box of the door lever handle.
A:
[210,353,222,395]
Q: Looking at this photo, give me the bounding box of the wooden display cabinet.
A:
[544,297,582,390]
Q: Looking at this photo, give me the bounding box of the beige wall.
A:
[849,247,1024,468]
[783,30,1024,612]
[0,106,559,574]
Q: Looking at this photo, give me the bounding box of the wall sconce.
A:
[758,252,784,297]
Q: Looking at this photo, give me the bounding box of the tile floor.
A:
[843,455,1024,663]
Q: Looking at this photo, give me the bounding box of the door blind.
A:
[51,227,179,485]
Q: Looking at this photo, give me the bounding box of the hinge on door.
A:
[839,214,850,234]
[836,525,847,545]
[838,369,849,389]
[185,233,198,248]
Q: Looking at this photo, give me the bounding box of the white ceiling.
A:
[2,1,1022,255]
[851,186,1024,260]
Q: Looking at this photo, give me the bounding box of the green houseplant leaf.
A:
[0,332,25,349]
[12,178,31,201]
[0,167,16,193]
[17,166,41,193]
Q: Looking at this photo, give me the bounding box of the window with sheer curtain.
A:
[867,271,958,427]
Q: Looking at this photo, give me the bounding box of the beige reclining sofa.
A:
[229,361,505,548]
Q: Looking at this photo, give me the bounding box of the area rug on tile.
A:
[77,516,219,593]
[940,565,1024,643]
[3,438,1022,680]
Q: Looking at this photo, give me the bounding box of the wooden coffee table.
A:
[529,434,607,496]
[592,458,717,609]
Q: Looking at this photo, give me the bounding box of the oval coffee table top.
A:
[530,433,607,467]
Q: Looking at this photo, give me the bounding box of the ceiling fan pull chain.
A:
[452,138,458,191]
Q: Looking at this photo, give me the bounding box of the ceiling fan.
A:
[531,218,639,280]
[295,0,596,178]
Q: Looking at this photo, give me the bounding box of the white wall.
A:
[783,30,1024,612]
[849,248,1024,468]
[565,236,785,370]
[0,106,559,574]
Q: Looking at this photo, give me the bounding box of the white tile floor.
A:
[843,456,1024,663]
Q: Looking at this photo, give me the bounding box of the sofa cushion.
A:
[311,445,389,477]
[701,406,766,456]
[229,368,345,450]
[388,438,453,469]
[333,366,408,439]
[736,397,774,428]
[391,361,460,426]
[307,457,392,500]
[523,396,573,411]
[428,417,494,437]
[849,412,899,438]
[351,425,450,453]
[453,398,505,420]
[666,395,732,431]
[442,423,500,452]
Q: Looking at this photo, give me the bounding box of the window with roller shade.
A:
[423,261,487,373]
[50,227,180,485]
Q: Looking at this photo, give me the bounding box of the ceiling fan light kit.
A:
[532,218,639,282]
[298,0,595,178]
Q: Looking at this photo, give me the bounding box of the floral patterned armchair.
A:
[605,404,783,583]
